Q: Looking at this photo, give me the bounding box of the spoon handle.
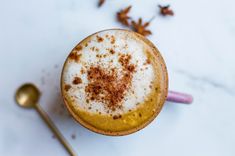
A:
[35,104,76,156]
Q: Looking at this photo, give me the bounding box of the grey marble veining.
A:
[0,0,235,156]
[176,70,235,95]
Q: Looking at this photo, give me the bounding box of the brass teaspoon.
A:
[15,83,76,156]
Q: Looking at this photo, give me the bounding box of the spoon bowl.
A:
[15,83,76,156]
[15,83,40,108]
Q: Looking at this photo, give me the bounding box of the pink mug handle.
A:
[167,90,193,104]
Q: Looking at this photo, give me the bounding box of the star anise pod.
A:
[131,18,152,36]
[98,0,105,7]
[117,6,132,26]
[158,5,174,16]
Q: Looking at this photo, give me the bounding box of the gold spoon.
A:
[15,83,76,156]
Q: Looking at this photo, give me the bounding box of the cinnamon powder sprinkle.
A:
[91,47,95,51]
[85,54,136,111]
[118,54,131,66]
[96,35,104,42]
[110,35,115,44]
[113,114,122,120]
[95,47,99,52]
[75,46,82,51]
[73,77,82,85]
[109,49,115,54]
[146,58,151,64]
[64,84,71,92]
[96,54,107,58]
[68,52,82,62]
[81,68,85,74]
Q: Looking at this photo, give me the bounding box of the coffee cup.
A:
[61,29,192,136]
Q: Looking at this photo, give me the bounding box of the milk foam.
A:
[62,30,156,115]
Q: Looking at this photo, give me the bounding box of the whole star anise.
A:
[158,5,174,16]
[117,6,132,26]
[98,0,105,7]
[131,18,152,36]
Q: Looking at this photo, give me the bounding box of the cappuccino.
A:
[61,29,168,135]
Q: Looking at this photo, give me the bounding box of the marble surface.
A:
[0,0,235,155]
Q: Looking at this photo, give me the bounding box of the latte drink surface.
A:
[61,29,168,136]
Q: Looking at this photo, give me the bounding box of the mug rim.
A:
[60,28,168,136]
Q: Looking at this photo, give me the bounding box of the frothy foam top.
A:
[62,30,156,116]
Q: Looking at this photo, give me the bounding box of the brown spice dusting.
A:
[139,113,142,117]
[73,77,82,85]
[85,54,136,111]
[113,115,122,120]
[96,35,104,42]
[91,46,95,51]
[64,84,71,92]
[74,45,83,51]
[109,49,115,54]
[96,54,107,58]
[118,54,136,73]
[85,43,88,47]
[81,68,85,74]
[88,106,91,109]
[127,64,135,72]
[95,47,99,52]
[110,35,116,44]
[123,44,128,49]
[73,45,82,52]
[118,54,131,66]
[146,58,151,64]
[68,52,82,62]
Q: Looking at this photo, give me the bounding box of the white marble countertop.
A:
[1,0,235,156]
